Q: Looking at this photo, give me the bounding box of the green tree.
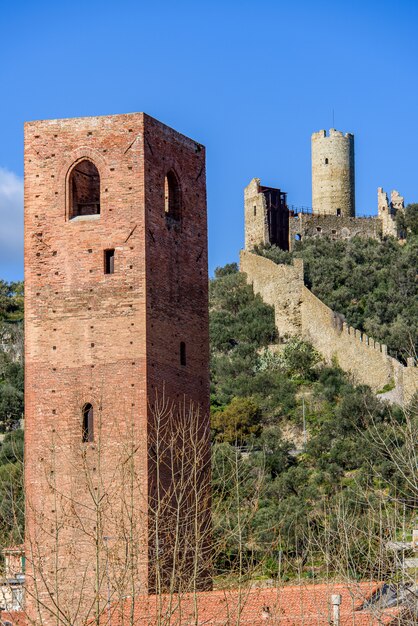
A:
[0,382,24,431]
[396,203,418,238]
[212,397,262,445]
[0,281,24,322]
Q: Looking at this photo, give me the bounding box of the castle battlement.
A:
[312,129,354,140]
[342,322,387,354]
[240,250,417,406]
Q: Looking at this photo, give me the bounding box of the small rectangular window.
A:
[253,206,257,216]
[104,249,115,274]
[82,404,94,443]
[180,342,186,366]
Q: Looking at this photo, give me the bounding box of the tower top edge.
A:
[312,129,354,140]
[24,112,205,149]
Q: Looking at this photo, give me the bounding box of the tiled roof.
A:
[102,582,402,625]
[0,610,26,626]
[1,546,24,555]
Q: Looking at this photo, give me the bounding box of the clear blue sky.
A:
[1,0,417,282]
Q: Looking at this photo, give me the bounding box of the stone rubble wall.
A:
[244,178,269,251]
[288,213,381,251]
[240,250,417,405]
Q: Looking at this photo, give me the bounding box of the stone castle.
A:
[245,128,406,252]
[242,128,417,406]
[24,113,211,624]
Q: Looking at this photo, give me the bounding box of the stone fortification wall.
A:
[240,251,303,336]
[240,250,417,405]
[288,213,381,251]
[301,287,394,391]
[403,359,418,406]
[312,129,355,217]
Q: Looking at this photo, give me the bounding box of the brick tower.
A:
[311,129,355,216]
[24,113,210,624]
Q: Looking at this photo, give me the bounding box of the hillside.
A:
[210,264,416,582]
[0,281,24,433]
[0,281,24,550]
[0,269,416,584]
[255,232,418,363]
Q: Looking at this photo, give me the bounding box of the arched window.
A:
[325,158,329,165]
[164,170,181,221]
[69,160,100,219]
[82,403,94,443]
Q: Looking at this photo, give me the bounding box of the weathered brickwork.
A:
[311,129,355,217]
[240,251,417,405]
[24,113,210,624]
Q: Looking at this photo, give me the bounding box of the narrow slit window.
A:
[336,208,341,216]
[82,403,94,443]
[164,170,181,221]
[180,342,186,366]
[104,249,115,274]
[253,206,257,216]
[325,158,329,165]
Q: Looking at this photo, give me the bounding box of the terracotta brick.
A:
[24,113,210,624]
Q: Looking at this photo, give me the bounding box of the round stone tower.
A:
[311,128,355,217]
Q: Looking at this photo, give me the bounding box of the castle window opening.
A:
[336,208,341,216]
[316,227,322,232]
[332,229,337,234]
[180,341,186,366]
[164,170,181,221]
[295,233,301,241]
[69,159,100,220]
[82,403,94,443]
[104,249,115,274]
[253,205,257,216]
[325,158,329,165]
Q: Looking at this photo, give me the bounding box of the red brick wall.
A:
[143,115,211,591]
[24,113,210,624]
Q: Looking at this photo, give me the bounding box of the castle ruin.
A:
[241,128,416,405]
[245,129,405,252]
